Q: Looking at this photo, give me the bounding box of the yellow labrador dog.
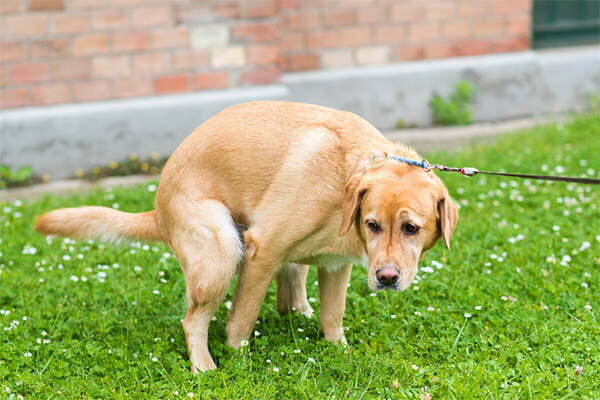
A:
[35,101,458,372]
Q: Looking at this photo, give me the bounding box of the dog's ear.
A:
[437,195,459,249]
[339,175,369,236]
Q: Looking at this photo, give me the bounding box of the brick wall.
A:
[0,0,531,109]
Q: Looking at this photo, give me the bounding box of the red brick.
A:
[52,14,88,34]
[29,0,64,11]
[72,33,109,56]
[283,10,320,31]
[455,39,490,56]
[212,2,240,19]
[30,83,71,106]
[9,62,51,84]
[281,32,306,52]
[0,88,30,109]
[473,18,507,37]
[133,52,172,75]
[154,75,189,94]
[391,44,425,61]
[193,71,229,90]
[1,0,22,14]
[390,2,424,22]
[424,42,457,59]
[132,6,172,27]
[356,7,385,25]
[457,0,488,17]
[6,15,47,38]
[72,80,112,102]
[70,0,109,9]
[239,67,280,85]
[92,55,131,78]
[244,0,279,19]
[174,5,211,24]
[233,22,278,43]
[322,9,355,27]
[279,0,299,11]
[29,39,69,59]
[409,22,440,41]
[149,28,188,50]
[375,26,407,44]
[284,53,319,72]
[425,0,456,20]
[246,45,280,66]
[490,0,531,15]
[507,14,530,36]
[172,50,210,70]
[50,59,91,80]
[339,27,373,47]
[113,77,152,98]
[490,36,529,53]
[306,31,338,49]
[0,42,27,62]
[442,20,472,39]
[112,31,151,52]
[92,10,128,30]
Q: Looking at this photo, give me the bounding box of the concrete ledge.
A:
[283,46,600,129]
[0,85,288,179]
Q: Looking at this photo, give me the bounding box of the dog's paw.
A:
[299,304,314,319]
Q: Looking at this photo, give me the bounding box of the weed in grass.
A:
[0,113,598,399]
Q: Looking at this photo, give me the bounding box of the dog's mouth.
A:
[375,282,400,291]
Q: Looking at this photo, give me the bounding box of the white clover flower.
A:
[133,266,142,272]
[427,306,435,312]
[23,352,32,357]
[147,184,157,192]
[70,276,79,282]
[239,340,249,347]
[475,306,482,311]
[464,313,472,318]
[307,357,315,363]
[411,364,419,371]
[152,290,160,295]
[273,367,279,372]
[584,304,592,311]
[254,330,261,337]
[224,300,232,310]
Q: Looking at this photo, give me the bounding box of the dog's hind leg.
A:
[277,263,313,318]
[167,199,242,373]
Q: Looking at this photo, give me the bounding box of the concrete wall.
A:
[1,46,598,180]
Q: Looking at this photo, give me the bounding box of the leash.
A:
[387,155,600,185]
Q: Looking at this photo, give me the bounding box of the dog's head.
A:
[339,158,458,291]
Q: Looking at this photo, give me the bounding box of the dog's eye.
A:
[402,223,419,235]
[366,221,381,233]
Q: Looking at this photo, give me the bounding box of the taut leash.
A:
[387,155,600,185]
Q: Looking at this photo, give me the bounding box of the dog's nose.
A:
[376,268,399,286]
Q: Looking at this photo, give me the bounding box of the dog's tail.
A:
[35,206,162,243]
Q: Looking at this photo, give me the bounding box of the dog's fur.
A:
[35,101,458,372]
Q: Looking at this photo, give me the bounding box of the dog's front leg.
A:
[318,263,352,345]
[226,248,281,349]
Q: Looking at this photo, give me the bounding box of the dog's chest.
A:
[296,253,366,271]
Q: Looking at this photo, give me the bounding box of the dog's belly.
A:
[295,253,366,271]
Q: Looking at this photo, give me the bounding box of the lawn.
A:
[1,113,598,400]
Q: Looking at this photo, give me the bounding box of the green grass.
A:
[1,113,599,400]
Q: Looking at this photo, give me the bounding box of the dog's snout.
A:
[375,267,399,286]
